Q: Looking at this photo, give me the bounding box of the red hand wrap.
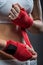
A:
[21,29,32,48]
[4,40,32,61]
[12,8,33,29]
[12,8,33,48]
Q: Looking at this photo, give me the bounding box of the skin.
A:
[29,0,43,34]
[9,4,21,20]
[33,20,43,32]
[32,0,42,20]
[29,14,43,32]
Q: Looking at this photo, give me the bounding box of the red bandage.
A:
[4,40,32,61]
[12,8,33,29]
[11,8,33,48]
[21,29,32,48]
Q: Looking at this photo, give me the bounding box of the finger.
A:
[12,4,20,13]
[15,3,22,9]
[32,54,37,59]
[11,8,18,16]
[12,3,22,9]
[9,11,15,18]
[30,53,37,60]
[26,45,32,51]
[26,45,33,52]
[26,45,37,54]
[9,15,15,20]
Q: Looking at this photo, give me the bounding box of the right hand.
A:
[26,44,37,60]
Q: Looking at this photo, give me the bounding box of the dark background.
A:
[28,32,43,65]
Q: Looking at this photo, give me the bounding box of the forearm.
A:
[32,0,42,20]
[36,0,42,20]
[33,20,43,32]
[0,50,14,60]
[28,13,43,32]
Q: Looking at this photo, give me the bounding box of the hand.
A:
[9,4,21,20]
[26,44,37,60]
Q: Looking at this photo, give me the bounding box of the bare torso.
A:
[0,23,22,42]
[0,15,22,43]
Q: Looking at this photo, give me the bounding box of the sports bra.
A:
[0,0,34,23]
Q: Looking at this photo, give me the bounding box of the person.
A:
[0,0,37,58]
[0,0,41,63]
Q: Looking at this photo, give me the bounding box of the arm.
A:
[33,20,43,32]
[32,0,42,20]
[29,0,43,33]
[31,0,43,32]
[0,39,14,60]
[0,50,14,60]
[28,14,43,32]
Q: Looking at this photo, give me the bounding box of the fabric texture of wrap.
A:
[4,40,32,61]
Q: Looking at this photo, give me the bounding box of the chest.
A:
[0,0,33,16]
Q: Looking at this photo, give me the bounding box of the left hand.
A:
[9,4,21,20]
